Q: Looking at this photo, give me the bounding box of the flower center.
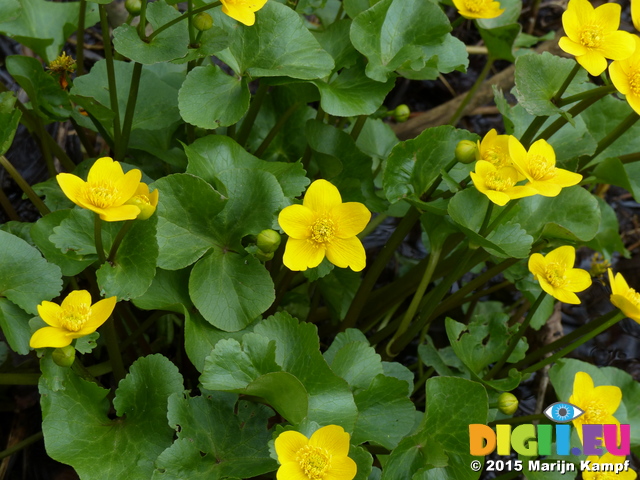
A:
[463,0,487,13]
[629,70,640,96]
[85,181,119,209]
[296,445,331,480]
[60,303,91,332]
[583,400,608,424]
[483,147,509,168]
[132,194,151,206]
[484,171,515,191]
[226,0,259,6]
[311,217,335,243]
[580,26,604,48]
[528,154,556,180]
[544,263,566,288]
[626,287,640,307]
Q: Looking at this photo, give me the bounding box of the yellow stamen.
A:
[60,304,91,332]
[583,400,608,424]
[84,181,119,209]
[629,70,640,96]
[482,147,509,168]
[296,445,331,480]
[626,288,640,307]
[528,155,556,180]
[544,263,566,288]
[484,171,515,191]
[311,217,335,243]
[580,26,604,48]
[463,0,487,13]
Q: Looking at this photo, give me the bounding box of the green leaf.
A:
[31,177,74,212]
[113,0,188,64]
[96,217,159,301]
[30,210,95,276]
[215,2,334,79]
[0,91,21,155]
[585,197,628,259]
[49,208,119,257]
[178,64,250,128]
[312,61,395,117]
[352,375,415,449]
[153,173,227,270]
[593,157,640,203]
[0,230,62,315]
[318,268,362,320]
[479,23,521,62]
[6,55,71,120]
[254,313,358,430]
[153,392,277,479]
[0,0,98,63]
[384,125,478,204]
[476,0,522,28]
[189,249,275,332]
[0,298,31,355]
[382,377,488,480]
[511,186,600,242]
[185,134,309,199]
[40,354,184,479]
[312,19,359,71]
[201,334,308,423]
[513,52,589,117]
[356,117,399,162]
[397,34,468,81]
[326,336,384,390]
[350,0,453,82]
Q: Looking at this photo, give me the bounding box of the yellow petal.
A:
[528,253,546,278]
[283,238,325,271]
[81,296,117,333]
[537,276,559,299]
[626,93,640,116]
[276,462,308,480]
[37,301,62,327]
[634,0,640,31]
[505,185,537,200]
[600,31,636,61]
[278,204,314,239]
[325,237,366,271]
[484,190,510,206]
[548,169,582,188]
[528,180,562,197]
[303,180,342,214]
[564,268,592,293]
[87,157,123,184]
[30,326,73,348]
[561,6,582,41]
[56,173,86,206]
[332,202,371,238]
[545,245,575,269]
[507,137,529,177]
[275,431,309,464]
[114,168,143,205]
[221,3,256,25]
[577,50,608,76]
[558,37,588,57]
[99,204,142,222]
[611,270,630,294]
[528,139,556,166]
[593,385,622,414]
[309,425,351,457]
[594,2,621,33]
[324,455,358,480]
[475,160,497,177]
[569,371,594,406]
[149,188,159,207]
[610,294,640,323]
[550,287,581,304]
[62,290,92,310]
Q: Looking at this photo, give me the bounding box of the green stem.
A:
[187,0,196,45]
[551,62,581,105]
[350,115,367,141]
[0,373,40,385]
[449,57,494,126]
[115,62,143,161]
[479,202,494,236]
[236,81,268,147]
[138,0,148,37]
[94,213,106,264]
[618,152,640,164]
[519,115,548,149]
[485,199,519,235]
[107,220,134,264]
[341,207,421,331]
[0,431,43,460]
[0,155,50,216]
[147,1,221,41]
[557,84,616,107]
[76,0,86,76]
[484,291,546,380]
[386,247,441,357]
[522,310,625,374]
[450,16,464,29]
[99,4,122,142]
[102,318,126,383]
[591,111,640,159]
[358,213,387,240]
[254,103,300,158]
[0,186,19,221]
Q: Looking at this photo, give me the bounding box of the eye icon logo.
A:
[543,402,584,423]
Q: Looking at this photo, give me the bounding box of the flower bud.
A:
[256,250,274,262]
[193,12,213,31]
[455,139,478,164]
[125,0,142,15]
[125,183,159,220]
[497,392,518,415]
[256,229,281,253]
[391,104,410,122]
[52,345,76,367]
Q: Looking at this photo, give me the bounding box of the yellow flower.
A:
[634,0,640,32]
[452,0,504,19]
[278,180,370,272]
[558,0,635,76]
[274,425,357,480]
[220,0,268,26]
[470,160,537,206]
[608,269,640,323]
[610,35,640,116]
[477,129,514,169]
[125,182,159,220]
[528,246,592,304]
[57,157,142,222]
[30,290,117,349]
[582,452,637,480]
[508,137,582,197]
[569,371,621,445]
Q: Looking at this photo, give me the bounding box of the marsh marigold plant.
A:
[125,182,159,220]
[610,35,640,116]
[278,179,370,272]
[452,0,504,19]
[608,269,640,323]
[274,425,357,480]
[220,0,268,26]
[57,157,142,222]
[528,246,591,304]
[558,0,635,76]
[30,290,117,349]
